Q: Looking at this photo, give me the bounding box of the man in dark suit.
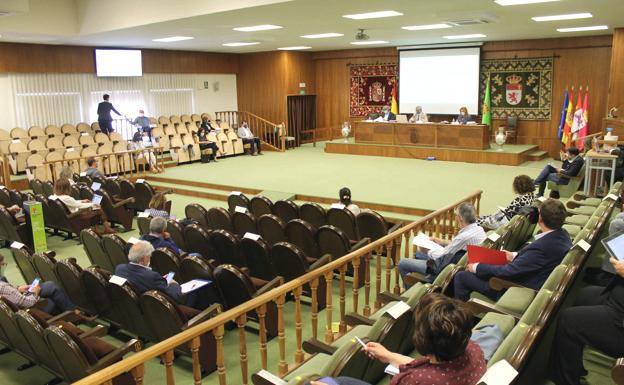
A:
[140,216,181,254]
[454,198,571,301]
[534,147,584,198]
[549,256,624,385]
[96,94,122,135]
[381,105,396,121]
[114,240,183,302]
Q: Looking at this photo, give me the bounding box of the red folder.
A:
[467,245,508,265]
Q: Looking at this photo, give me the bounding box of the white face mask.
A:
[139,113,144,117]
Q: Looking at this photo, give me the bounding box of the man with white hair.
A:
[114,240,183,302]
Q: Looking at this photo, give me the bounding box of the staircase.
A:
[215,110,288,152]
[526,150,549,161]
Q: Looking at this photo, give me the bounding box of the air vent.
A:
[447,19,491,26]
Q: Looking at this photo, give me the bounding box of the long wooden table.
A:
[353,121,490,150]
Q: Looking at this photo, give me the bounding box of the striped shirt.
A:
[0,280,38,308]
[428,222,486,261]
[144,208,169,218]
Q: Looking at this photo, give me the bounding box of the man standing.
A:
[534,147,584,198]
[454,199,571,301]
[132,110,151,138]
[97,94,122,134]
[238,121,262,155]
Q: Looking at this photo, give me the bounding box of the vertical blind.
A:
[9,73,198,128]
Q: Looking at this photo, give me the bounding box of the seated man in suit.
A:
[398,203,486,288]
[238,121,262,155]
[115,241,212,310]
[534,147,584,198]
[454,198,571,301]
[85,157,104,179]
[380,105,396,121]
[0,255,76,314]
[140,216,181,254]
[549,256,624,385]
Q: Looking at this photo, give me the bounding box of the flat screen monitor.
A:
[95,49,143,77]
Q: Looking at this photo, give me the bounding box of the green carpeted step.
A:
[527,150,548,161]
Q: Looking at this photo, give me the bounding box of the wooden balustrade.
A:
[215,111,286,151]
[73,189,482,385]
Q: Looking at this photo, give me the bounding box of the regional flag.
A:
[571,92,584,136]
[557,91,569,140]
[576,91,589,150]
[390,82,398,115]
[561,91,574,148]
[482,74,491,128]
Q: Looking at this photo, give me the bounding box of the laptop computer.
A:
[602,230,624,261]
[92,194,103,206]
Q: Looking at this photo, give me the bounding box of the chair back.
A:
[185,203,209,228]
[250,196,273,217]
[151,248,182,277]
[228,193,250,213]
[81,267,115,319]
[209,229,244,267]
[356,209,388,241]
[317,225,351,260]
[103,178,122,197]
[0,299,34,357]
[55,259,94,313]
[80,229,113,271]
[102,234,129,267]
[32,253,60,284]
[183,224,214,260]
[10,246,39,284]
[327,207,358,240]
[107,281,154,340]
[300,203,326,228]
[207,207,233,231]
[15,310,63,374]
[140,291,186,343]
[214,264,256,309]
[44,325,91,382]
[134,181,155,211]
[232,211,257,237]
[240,237,276,281]
[269,242,309,282]
[285,219,319,258]
[137,216,151,235]
[167,219,187,251]
[258,214,286,245]
[273,200,299,222]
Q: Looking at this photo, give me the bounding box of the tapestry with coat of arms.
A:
[349,64,398,117]
[480,57,553,120]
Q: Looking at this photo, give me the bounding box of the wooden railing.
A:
[215,111,286,151]
[74,190,482,385]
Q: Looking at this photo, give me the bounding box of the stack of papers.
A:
[411,232,444,251]
[181,279,211,294]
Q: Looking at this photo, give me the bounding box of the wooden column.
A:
[608,29,624,116]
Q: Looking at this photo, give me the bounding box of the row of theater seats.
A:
[251,183,623,385]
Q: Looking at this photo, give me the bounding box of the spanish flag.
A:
[390,82,398,115]
[561,91,574,148]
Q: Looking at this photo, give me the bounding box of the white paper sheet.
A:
[180,279,211,294]
[411,232,444,251]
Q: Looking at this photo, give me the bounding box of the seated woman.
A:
[477,174,536,230]
[456,106,474,124]
[311,293,486,385]
[59,165,76,185]
[52,178,116,234]
[130,131,162,173]
[145,192,170,219]
[194,125,221,162]
[339,187,360,216]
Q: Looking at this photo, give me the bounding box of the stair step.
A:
[527,150,548,160]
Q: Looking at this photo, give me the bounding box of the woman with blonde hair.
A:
[52,178,115,234]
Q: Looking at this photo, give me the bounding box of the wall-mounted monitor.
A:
[95,49,143,77]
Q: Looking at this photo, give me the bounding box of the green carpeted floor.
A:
[0,143,564,385]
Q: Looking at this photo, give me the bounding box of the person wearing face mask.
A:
[132,109,152,138]
[0,254,76,314]
[409,106,428,123]
[456,106,474,125]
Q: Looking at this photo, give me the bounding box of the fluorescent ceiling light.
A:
[443,34,486,39]
[152,36,194,42]
[301,33,344,39]
[557,25,608,32]
[402,24,452,31]
[222,42,260,47]
[278,46,312,50]
[343,10,403,20]
[350,40,389,45]
[532,13,592,22]
[233,24,282,32]
[495,0,559,5]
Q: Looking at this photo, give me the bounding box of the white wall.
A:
[194,74,238,116]
[0,74,17,130]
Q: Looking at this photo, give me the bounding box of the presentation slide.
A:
[399,47,480,115]
[95,49,143,77]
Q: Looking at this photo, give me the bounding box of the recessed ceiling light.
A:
[495,0,559,5]
[278,46,312,50]
[402,24,452,31]
[532,13,592,22]
[343,10,403,20]
[443,34,486,39]
[233,25,282,32]
[350,40,389,45]
[557,25,608,32]
[301,33,344,39]
[152,36,194,42]
[222,42,261,47]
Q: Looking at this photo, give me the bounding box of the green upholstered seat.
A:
[495,287,537,315]
[474,312,516,338]
[567,205,597,216]
[562,246,586,266]
[488,322,531,368]
[285,339,366,381]
[570,195,602,207]
[547,164,585,198]
[566,214,590,226]
[563,224,582,238]
[542,265,567,291]
[519,289,552,326]
[284,352,330,381]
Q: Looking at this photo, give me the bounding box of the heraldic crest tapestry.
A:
[480,57,553,120]
[349,64,398,117]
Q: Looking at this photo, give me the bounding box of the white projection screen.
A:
[95,49,143,77]
[399,47,480,115]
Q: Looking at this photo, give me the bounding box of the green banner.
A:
[24,201,47,253]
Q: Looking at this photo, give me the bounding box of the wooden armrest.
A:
[87,339,142,373]
[302,338,336,355]
[378,291,402,306]
[344,312,374,327]
[387,222,403,233]
[466,298,522,320]
[186,303,221,328]
[112,197,135,208]
[79,324,108,339]
[46,310,77,324]
[44,251,57,259]
[489,277,532,292]
[404,272,431,287]
[350,237,370,252]
[67,207,94,219]
[33,299,49,310]
[309,254,331,270]
[613,357,624,385]
[256,276,284,295]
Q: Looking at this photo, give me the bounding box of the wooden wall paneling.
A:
[607,29,624,115]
